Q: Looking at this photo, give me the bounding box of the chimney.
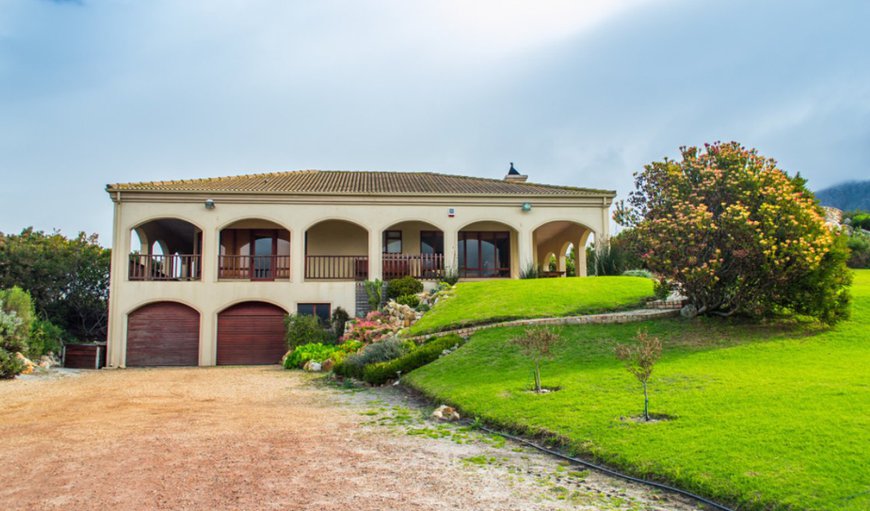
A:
[504,162,528,183]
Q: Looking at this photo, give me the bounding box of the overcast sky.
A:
[1,0,868,245]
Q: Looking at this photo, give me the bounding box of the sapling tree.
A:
[510,326,559,392]
[615,330,662,421]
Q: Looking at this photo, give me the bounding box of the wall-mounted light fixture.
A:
[521,202,532,212]
[204,199,215,210]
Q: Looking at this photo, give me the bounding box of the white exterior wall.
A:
[106,193,612,367]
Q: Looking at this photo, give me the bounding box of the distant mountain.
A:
[815,180,870,211]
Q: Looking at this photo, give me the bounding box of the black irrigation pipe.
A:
[474,423,734,511]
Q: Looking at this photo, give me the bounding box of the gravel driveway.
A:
[1,367,698,510]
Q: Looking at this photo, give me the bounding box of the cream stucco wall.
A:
[106,192,612,368]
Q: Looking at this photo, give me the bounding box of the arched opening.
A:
[382,220,444,280]
[305,219,369,280]
[458,221,518,278]
[126,301,200,366]
[219,219,291,281]
[217,301,288,365]
[130,219,202,281]
[532,221,594,277]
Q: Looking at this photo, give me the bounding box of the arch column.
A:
[368,230,382,280]
[517,229,534,278]
[577,230,592,277]
[444,229,458,274]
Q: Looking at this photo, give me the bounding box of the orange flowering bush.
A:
[615,142,851,323]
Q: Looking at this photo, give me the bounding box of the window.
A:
[383,230,402,253]
[297,303,331,324]
[420,231,444,254]
[458,231,510,277]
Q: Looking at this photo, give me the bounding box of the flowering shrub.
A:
[340,311,396,344]
[615,141,851,323]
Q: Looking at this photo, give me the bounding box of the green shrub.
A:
[416,303,430,312]
[440,266,460,286]
[0,287,34,344]
[330,307,350,336]
[386,276,423,300]
[622,269,654,279]
[396,294,420,308]
[362,334,464,385]
[28,318,66,358]
[653,278,671,300]
[284,313,329,349]
[846,232,870,268]
[363,279,383,311]
[519,263,540,279]
[0,348,24,379]
[283,342,338,369]
[334,337,408,379]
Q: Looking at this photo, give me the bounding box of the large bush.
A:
[385,276,423,300]
[284,313,330,349]
[615,142,851,323]
[0,229,110,340]
[0,287,35,378]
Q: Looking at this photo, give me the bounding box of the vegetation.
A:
[405,270,870,511]
[334,337,408,379]
[510,326,559,392]
[330,307,350,337]
[385,276,423,300]
[615,141,851,324]
[0,228,110,341]
[284,313,330,349]
[615,330,662,421]
[363,279,384,311]
[282,342,337,369]
[519,262,541,279]
[407,276,654,336]
[396,294,420,308]
[362,334,464,385]
[586,231,643,276]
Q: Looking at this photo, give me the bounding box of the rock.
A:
[432,404,460,422]
[680,304,698,318]
[304,361,322,372]
[15,352,35,375]
[321,359,334,372]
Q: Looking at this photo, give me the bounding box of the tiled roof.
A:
[107,170,614,197]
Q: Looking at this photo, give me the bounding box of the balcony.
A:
[129,254,201,281]
[218,255,291,280]
[305,255,368,280]
[382,253,444,280]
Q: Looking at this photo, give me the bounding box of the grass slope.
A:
[408,276,654,336]
[405,270,870,511]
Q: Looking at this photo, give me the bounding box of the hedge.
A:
[362,334,464,385]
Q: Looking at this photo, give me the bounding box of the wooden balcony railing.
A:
[129,254,201,281]
[305,255,368,280]
[218,255,290,280]
[382,253,444,280]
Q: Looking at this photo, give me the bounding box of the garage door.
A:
[217,302,287,365]
[127,302,200,367]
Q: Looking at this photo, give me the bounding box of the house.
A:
[105,167,615,368]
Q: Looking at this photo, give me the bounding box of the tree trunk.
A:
[642,381,649,421]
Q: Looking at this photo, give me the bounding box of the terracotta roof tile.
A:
[107,170,614,197]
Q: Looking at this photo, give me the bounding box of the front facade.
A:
[105,169,615,368]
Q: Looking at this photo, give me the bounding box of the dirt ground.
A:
[1,367,699,511]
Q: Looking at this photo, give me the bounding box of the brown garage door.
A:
[127,302,200,367]
[217,302,287,365]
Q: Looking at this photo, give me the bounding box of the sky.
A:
[1,0,868,246]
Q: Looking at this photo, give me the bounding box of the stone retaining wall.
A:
[406,308,680,342]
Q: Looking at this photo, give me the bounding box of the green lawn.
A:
[405,270,870,510]
[407,276,654,336]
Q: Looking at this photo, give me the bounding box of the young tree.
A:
[615,330,662,421]
[510,326,559,392]
[614,142,851,323]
